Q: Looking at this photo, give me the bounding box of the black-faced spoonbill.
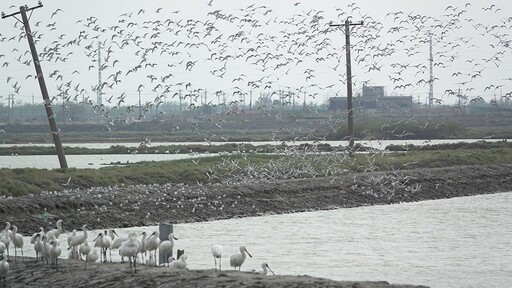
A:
[145,231,160,266]
[93,232,111,263]
[84,248,99,270]
[119,232,141,273]
[0,222,11,259]
[211,244,223,271]
[159,233,177,266]
[261,263,275,275]
[105,228,119,262]
[46,219,63,240]
[48,239,61,271]
[0,254,8,282]
[10,225,23,263]
[79,240,91,261]
[169,254,187,269]
[68,225,88,260]
[230,246,252,271]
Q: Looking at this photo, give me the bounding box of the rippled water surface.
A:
[19,192,512,288]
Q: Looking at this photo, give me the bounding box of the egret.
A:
[119,232,141,273]
[0,254,8,282]
[211,244,223,271]
[230,246,252,271]
[10,225,23,263]
[169,254,187,269]
[159,233,177,266]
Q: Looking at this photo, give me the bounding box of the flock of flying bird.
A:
[1,1,511,128]
[0,219,274,280]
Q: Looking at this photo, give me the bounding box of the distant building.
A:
[362,85,384,100]
[328,84,412,111]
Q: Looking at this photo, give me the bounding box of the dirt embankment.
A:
[1,164,510,287]
[6,257,428,288]
[1,164,511,235]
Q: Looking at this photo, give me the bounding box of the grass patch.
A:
[1,145,512,197]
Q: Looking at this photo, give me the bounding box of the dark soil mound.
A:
[1,164,511,235]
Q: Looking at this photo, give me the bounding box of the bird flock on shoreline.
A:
[0,219,275,281]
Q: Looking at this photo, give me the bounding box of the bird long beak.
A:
[93,233,101,241]
[245,248,252,258]
[267,264,275,275]
[173,236,178,240]
[113,230,119,237]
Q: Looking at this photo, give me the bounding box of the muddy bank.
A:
[1,164,511,235]
[3,257,427,288]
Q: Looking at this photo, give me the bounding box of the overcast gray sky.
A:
[1,0,512,107]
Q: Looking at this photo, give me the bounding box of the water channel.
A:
[17,192,512,288]
[0,139,505,169]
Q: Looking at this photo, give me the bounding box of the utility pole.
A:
[428,34,434,109]
[7,93,12,124]
[249,90,253,110]
[97,42,102,105]
[330,19,363,150]
[303,90,306,111]
[2,3,68,168]
[138,90,142,120]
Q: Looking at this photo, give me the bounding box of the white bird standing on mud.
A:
[110,234,129,263]
[93,232,111,263]
[68,224,88,259]
[0,254,8,282]
[10,225,23,263]
[211,244,223,271]
[46,219,63,240]
[230,246,252,271]
[159,232,177,266]
[79,240,92,260]
[105,228,118,262]
[0,222,11,259]
[49,239,61,271]
[119,232,141,273]
[145,231,160,266]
